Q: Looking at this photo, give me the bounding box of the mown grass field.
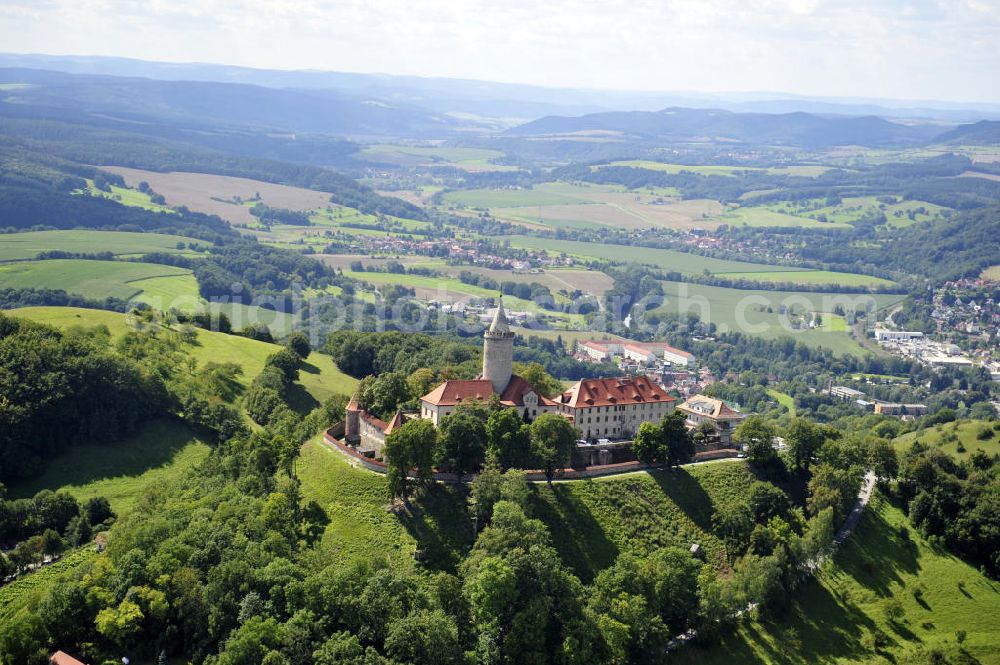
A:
[654,281,906,356]
[7,307,357,405]
[297,437,474,573]
[0,230,205,262]
[894,420,1000,460]
[673,495,1000,665]
[531,461,757,582]
[6,419,210,515]
[0,259,197,301]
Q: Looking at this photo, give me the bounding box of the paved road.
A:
[836,471,876,545]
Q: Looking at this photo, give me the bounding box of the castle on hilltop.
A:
[347,297,676,457]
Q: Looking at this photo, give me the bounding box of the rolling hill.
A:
[507,107,940,148]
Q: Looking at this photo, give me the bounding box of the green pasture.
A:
[652,281,906,356]
[0,230,205,262]
[717,206,852,230]
[0,259,196,301]
[81,179,176,213]
[894,420,1000,460]
[5,419,210,515]
[297,437,473,572]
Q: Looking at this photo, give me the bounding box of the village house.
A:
[677,395,747,445]
[578,340,695,367]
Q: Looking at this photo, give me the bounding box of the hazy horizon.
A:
[1,0,999,105]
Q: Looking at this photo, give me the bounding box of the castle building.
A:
[420,297,676,440]
[420,297,558,424]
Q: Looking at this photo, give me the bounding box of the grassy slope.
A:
[0,259,195,301]
[0,230,204,262]
[5,419,209,515]
[297,438,474,573]
[530,461,758,582]
[893,420,1000,460]
[6,307,357,403]
[674,495,1000,665]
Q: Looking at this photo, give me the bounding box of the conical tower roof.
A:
[486,296,514,337]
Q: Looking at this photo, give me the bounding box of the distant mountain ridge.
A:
[504,106,943,148]
[933,121,1000,145]
[2,53,999,123]
[0,67,460,139]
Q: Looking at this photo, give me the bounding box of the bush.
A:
[976,426,994,441]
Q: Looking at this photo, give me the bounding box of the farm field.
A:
[0,547,98,627]
[354,144,516,172]
[762,196,951,228]
[100,166,337,225]
[653,281,907,356]
[505,237,887,289]
[717,205,852,229]
[0,259,196,301]
[720,270,898,289]
[6,419,210,515]
[893,420,1000,460]
[447,182,723,231]
[530,461,756,582]
[598,160,834,177]
[7,307,358,404]
[981,265,1000,281]
[0,230,204,262]
[297,437,473,572]
[511,327,626,350]
[673,495,1000,665]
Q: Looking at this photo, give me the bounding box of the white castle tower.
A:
[482,296,514,394]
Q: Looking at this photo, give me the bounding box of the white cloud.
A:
[0,0,997,102]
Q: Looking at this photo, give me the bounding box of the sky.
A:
[2,0,999,103]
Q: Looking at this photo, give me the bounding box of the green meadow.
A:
[7,307,358,404]
[894,420,1000,460]
[5,419,210,516]
[298,437,473,573]
[718,206,853,230]
[82,179,177,213]
[653,281,906,356]
[0,259,196,301]
[0,230,205,262]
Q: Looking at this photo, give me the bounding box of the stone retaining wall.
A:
[322,427,739,483]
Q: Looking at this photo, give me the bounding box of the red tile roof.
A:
[678,396,746,420]
[420,379,495,406]
[50,652,88,665]
[499,374,558,407]
[560,376,675,408]
[383,410,407,434]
